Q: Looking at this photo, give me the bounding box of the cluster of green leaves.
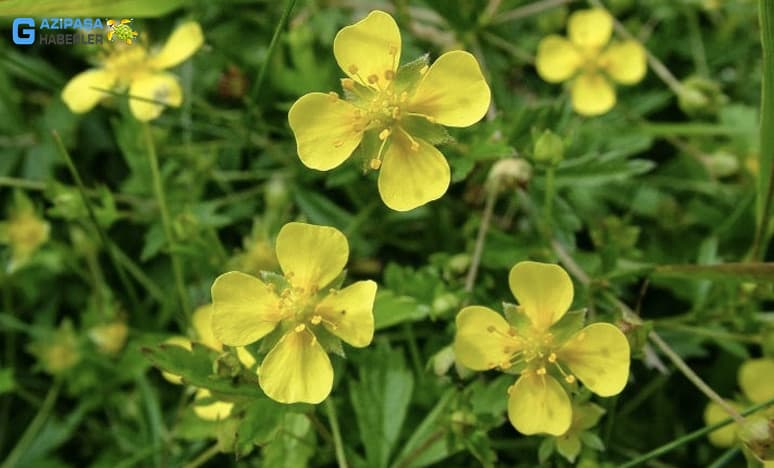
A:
[0,0,773,467]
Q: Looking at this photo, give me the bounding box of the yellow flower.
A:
[193,389,233,421]
[0,193,50,272]
[288,10,491,211]
[28,321,80,375]
[211,222,377,404]
[62,21,203,121]
[454,261,630,436]
[705,358,774,449]
[535,8,647,116]
[88,320,129,355]
[161,304,255,385]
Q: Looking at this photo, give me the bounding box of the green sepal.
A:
[394,54,429,94]
[556,433,582,463]
[258,325,285,354]
[322,267,348,292]
[351,129,382,169]
[538,436,556,463]
[401,115,453,145]
[503,302,531,332]
[341,78,376,106]
[313,325,346,358]
[258,270,289,291]
[549,309,587,344]
[580,431,605,451]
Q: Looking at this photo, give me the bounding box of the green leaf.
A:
[756,0,774,257]
[142,343,265,398]
[393,389,458,468]
[652,262,774,283]
[0,367,15,395]
[0,0,190,16]
[350,344,414,468]
[236,398,286,446]
[262,412,316,468]
[373,290,430,330]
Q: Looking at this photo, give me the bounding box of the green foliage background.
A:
[0,0,773,467]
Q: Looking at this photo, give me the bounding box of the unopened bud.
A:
[533,130,564,164]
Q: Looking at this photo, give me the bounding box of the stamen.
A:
[536,367,547,375]
[398,127,421,151]
[378,129,391,141]
[565,375,576,384]
[341,78,355,91]
[419,65,429,75]
[399,91,408,103]
[369,159,382,170]
[547,353,557,363]
[367,74,379,84]
[294,324,306,333]
[348,65,359,75]
[310,315,322,325]
[384,70,395,81]
[499,360,512,370]
[328,91,339,102]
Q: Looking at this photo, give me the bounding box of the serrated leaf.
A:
[373,290,430,330]
[142,343,265,398]
[350,344,414,468]
[262,413,316,468]
[236,398,286,446]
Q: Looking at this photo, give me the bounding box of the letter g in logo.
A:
[12,18,35,45]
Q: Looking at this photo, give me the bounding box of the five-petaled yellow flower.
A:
[211,222,377,404]
[705,358,774,458]
[454,261,630,436]
[62,21,203,121]
[288,10,491,211]
[535,8,647,116]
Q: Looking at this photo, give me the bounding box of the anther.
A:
[341,78,355,90]
[348,65,359,74]
[536,367,547,375]
[399,91,408,103]
[384,70,395,80]
[328,91,339,102]
[378,129,391,141]
[369,159,382,170]
[391,108,400,119]
[565,375,576,384]
[419,65,429,75]
[410,141,420,151]
[310,315,322,325]
[367,74,379,84]
[547,353,557,363]
[294,324,306,333]
[500,361,512,370]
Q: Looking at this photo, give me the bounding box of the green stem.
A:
[183,443,221,468]
[706,447,740,468]
[618,396,774,468]
[654,322,762,344]
[325,399,349,468]
[251,0,296,100]
[492,0,574,24]
[649,331,744,424]
[1,380,61,468]
[544,166,556,229]
[142,124,190,321]
[464,179,499,294]
[52,131,140,310]
[752,0,774,260]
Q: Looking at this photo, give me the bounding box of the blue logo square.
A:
[13,18,35,45]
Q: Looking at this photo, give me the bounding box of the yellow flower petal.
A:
[161,336,191,385]
[148,21,203,70]
[333,10,400,87]
[128,72,183,121]
[568,8,613,51]
[739,359,774,403]
[259,329,333,404]
[236,346,257,368]
[288,92,364,171]
[571,72,616,116]
[62,68,117,113]
[454,306,520,371]
[315,280,377,347]
[507,373,572,436]
[193,389,233,421]
[191,304,222,351]
[211,271,282,347]
[377,134,450,211]
[508,261,573,331]
[704,401,741,447]
[408,50,491,127]
[535,35,582,83]
[276,222,349,292]
[601,40,647,84]
[559,323,630,397]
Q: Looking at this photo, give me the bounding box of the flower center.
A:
[488,326,576,384]
[102,45,149,85]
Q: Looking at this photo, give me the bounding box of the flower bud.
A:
[488,158,532,191]
[703,150,740,178]
[533,130,564,164]
[678,76,728,118]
